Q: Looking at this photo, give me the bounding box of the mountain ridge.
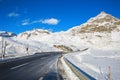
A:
[1,11,120,53]
[68,11,120,34]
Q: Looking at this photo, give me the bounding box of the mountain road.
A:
[0,52,63,80]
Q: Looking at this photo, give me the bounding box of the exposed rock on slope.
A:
[68,11,120,49]
[53,45,73,52]
[69,11,120,34]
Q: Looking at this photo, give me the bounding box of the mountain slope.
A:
[16,12,120,50]
[0,37,57,58]
[1,11,120,58]
[17,29,86,52]
[68,11,120,34]
[67,11,120,49]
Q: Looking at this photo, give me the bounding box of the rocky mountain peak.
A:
[88,11,119,23]
[96,11,108,17]
[69,11,120,34]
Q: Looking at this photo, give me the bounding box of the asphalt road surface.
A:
[0,52,63,80]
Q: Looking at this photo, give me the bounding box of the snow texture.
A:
[65,49,120,80]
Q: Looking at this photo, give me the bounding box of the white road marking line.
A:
[39,77,43,80]
[10,62,29,70]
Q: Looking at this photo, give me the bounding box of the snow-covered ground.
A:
[65,48,120,80]
[60,57,79,80]
[0,37,57,59]
[17,29,86,51]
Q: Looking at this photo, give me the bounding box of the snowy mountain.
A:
[68,11,120,34]
[0,31,17,37]
[1,11,120,58]
[17,29,85,52]
[16,12,120,50]
[7,12,120,51]
[67,11,120,49]
[63,12,120,80]
[17,29,51,39]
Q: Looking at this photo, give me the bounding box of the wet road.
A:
[0,52,63,80]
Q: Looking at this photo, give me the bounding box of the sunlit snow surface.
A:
[65,49,120,80]
[0,37,57,59]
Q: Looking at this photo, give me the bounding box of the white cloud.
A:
[32,20,41,24]
[21,18,59,26]
[8,12,20,17]
[21,22,29,26]
[21,19,41,26]
[41,18,59,25]
[21,19,30,26]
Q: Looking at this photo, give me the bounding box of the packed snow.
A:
[0,36,59,59]
[65,48,120,80]
[60,57,79,80]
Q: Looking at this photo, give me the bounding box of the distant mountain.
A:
[16,11,120,50]
[0,31,17,37]
[17,28,85,52]
[17,29,51,39]
[68,11,120,34]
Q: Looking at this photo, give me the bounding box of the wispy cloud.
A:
[21,21,29,26]
[32,20,41,24]
[41,18,59,25]
[8,12,20,17]
[21,19,30,26]
[21,19,40,26]
[21,18,59,26]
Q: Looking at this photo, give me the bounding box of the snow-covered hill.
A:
[16,11,120,50]
[0,37,57,59]
[65,12,120,80]
[17,29,86,52]
[1,11,120,58]
[68,11,120,49]
[68,11,120,33]
[65,48,120,80]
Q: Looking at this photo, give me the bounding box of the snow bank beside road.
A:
[59,57,79,80]
[65,49,120,80]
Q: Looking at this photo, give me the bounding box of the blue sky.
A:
[0,0,120,34]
